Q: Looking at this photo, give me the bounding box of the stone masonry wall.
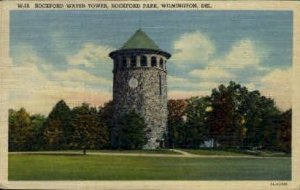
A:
[112,67,167,149]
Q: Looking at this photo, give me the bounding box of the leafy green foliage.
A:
[167,99,187,148]
[114,110,148,150]
[98,100,114,145]
[43,100,72,150]
[208,82,248,147]
[9,108,46,151]
[185,96,211,148]
[8,81,292,152]
[71,103,109,154]
[277,109,291,153]
[30,114,46,150]
[9,100,109,152]
[167,81,291,151]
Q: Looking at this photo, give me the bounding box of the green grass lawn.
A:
[9,154,291,180]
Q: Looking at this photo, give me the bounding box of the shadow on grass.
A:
[181,147,291,157]
[19,153,86,157]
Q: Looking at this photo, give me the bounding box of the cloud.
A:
[171,31,215,65]
[169,90,209,100]
[168,82,218,99]
[169,32,276,96]
[8,36,290,115]
[241,82,257,91]
[170,32,265,91]
[169,32,291,111]
[189,67,233,80]
[52,69,111,86]
[169,32,261,96]
[260,68,291,110]
[171,32,262,71]
[168,75,190,84]
[13,44,43,67]
[8,44,113,115]
[168,75,219,95]
[168,75,193,91]
[167,31,233,95]
[261,68,291,86]
[50,30,69,52]
[67,43,113,68]
[210,39,262,69]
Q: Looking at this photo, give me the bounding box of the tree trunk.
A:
[83,148,86,155]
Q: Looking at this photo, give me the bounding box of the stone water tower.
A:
[109,29,171,149]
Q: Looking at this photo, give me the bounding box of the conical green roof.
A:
[121,29,160,50]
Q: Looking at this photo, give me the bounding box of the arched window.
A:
[141,55,147,67]
[151,56,157,67]
[121,56,126,69]
[159,58,164,69]
[131,55,136,67]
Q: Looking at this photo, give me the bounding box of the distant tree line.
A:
[9,81,291,153]
[167,81,291,153]
[9,100,147,153]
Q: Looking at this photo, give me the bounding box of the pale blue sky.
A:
[9,10,292,114]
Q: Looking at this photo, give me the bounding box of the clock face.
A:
[128,77,138,88]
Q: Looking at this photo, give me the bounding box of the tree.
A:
[167,99,187,148]
[114,110,147,150]
[9,108,46,151]
[242,91,281,150]
[259,98,282,150]
[30,114,46,150]
[207,81,283,150]
[241,90,263,148]
[44,100,72,150]
[207,82,248,148]
[99,100,114,147]
[99,101,114,126]
[9,109,19,151]
[71,103,109,154]
[277,109,291,153]
[185,96,211,148]
[9,108,34,151]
